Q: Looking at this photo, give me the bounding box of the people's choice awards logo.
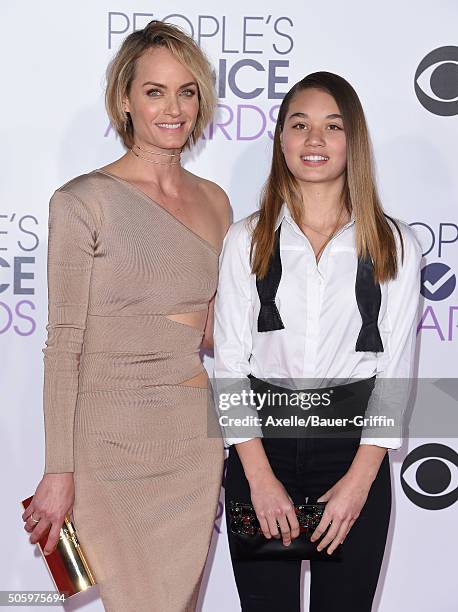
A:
[0,213,39,336]
[421,263,456,301]
[107,12,295,142]
[414,222,457,342]
[414,46,458,116]
[401,443,458,510]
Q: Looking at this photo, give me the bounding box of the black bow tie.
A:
[256,224,285,332]
[354,253,383,352]
[256,221,384,353]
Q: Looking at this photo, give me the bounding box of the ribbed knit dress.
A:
[41,168,224,611]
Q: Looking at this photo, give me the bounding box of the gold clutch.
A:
[21,495,97,600]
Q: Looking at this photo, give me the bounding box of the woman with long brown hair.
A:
[22,20,228,611]
[214,72,422,611]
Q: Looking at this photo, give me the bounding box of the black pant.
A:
[224,377,392,612]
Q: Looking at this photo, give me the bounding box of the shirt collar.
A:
[274,202,356,232]
[273,202,289,230]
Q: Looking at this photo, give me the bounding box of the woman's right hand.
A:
[249,469,300,546]
[21,473,75,555]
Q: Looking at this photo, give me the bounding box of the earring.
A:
[123,111,129,132]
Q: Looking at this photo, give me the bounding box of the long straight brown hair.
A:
[250,72,403,283]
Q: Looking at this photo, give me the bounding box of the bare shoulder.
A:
[187,171,232,227]
[200,176,232,223]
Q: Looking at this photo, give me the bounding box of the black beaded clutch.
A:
[228,501,342,561]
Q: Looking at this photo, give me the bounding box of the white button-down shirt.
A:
[213,202,423,449]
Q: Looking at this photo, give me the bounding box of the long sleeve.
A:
[359,221,423,450]
[213,220,261,447]
[42,189,97,473]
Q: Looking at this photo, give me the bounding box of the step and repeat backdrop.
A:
[1,1,457,610]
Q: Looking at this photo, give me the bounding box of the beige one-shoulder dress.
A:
[41,169,224,611]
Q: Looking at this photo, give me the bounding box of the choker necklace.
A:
[130,143,181,165]
[132,143,180,157]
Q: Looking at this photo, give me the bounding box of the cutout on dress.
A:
[165,310,209,388]
[165,309,208,331]
[178,370,209,389]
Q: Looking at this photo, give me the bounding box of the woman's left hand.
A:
[309,471,373,555]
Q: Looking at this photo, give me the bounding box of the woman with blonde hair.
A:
[214,72,422,611]
[22,20,229,611]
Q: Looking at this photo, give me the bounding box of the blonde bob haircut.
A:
[105,20,216,150]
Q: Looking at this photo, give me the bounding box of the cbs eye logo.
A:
[401,443,458,510]
[414,46,458,116]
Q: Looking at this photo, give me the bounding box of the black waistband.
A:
[248,374,376,404]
